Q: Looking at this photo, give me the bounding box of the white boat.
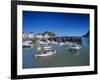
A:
[43,46,52,49]
[23,40,32,47]
[59,42,65,45]
[52,41,58,45]
[23,42,30,47]
[37,45,52,50]
[65,42,73,46]
[37,40,46,45]
[35,40,56,57]
[68,43,81,51]
[35,50,56,57]
[37,47,41,50]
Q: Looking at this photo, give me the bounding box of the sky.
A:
[23,11,89,36]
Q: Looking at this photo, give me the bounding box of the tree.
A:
[43,31,56,37]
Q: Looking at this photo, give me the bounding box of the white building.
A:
[36,33,43,39]
[23,32,51,40]
[43,34,50,39]
[36,33,50,39]
[23,32,34,39]
[28,32,34,39]
[23,32,27,39]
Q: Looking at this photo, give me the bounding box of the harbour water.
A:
[23,38,89,69]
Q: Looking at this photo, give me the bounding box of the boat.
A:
[35,40,56,57]
[37,40,47,45]
[59,42,65,45]
[43,46,52,49]
[35,49,56,57]
[65,42,73,46]
[68,43,81,51]
[37,46,41,51]
[52,41,58,45]
[37,45,52,50]
[49,41,58,45]
[22,41,32,47]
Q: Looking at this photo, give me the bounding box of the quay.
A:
[48,36,82,43]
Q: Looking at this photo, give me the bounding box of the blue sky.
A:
[23,11,89,36]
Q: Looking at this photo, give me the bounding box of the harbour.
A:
[22,11,90,69]
[23,38,89,69]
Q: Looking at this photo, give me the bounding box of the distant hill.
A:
[83,31,89,37]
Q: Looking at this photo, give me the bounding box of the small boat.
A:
[35,40,56,57]
[68,43,81,51]
[37,45,52,50]
[23,42,30,47]
[43,46,52,49]
[23,40,32,47]
[52,41,58,45]
[37,40,46,45]
[37,47,41,50]
[35,50,56,57]
[59,42,65,45]
[65,42,73,46]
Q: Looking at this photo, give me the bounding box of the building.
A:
[23,32,51,41]
[23,32,34,40]
[36,33,51,39]
[28,32,34,39]
[36,33,43,39]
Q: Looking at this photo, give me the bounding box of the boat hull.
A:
[35,50,56,57]
[69,46,81,51]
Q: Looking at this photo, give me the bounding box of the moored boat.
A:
[68,43,81,51]
[35,50,56,57]
[59,42,65,45]
[35,40,56,57]
[23,41,32,47]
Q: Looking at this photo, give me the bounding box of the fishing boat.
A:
[68,43,81,51]
[22,41,32,47]
[65,42,73,46]
[35,40,56,57]
[35,49,56,57]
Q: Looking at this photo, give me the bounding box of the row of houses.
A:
[23,32,82,44]
[23,32,34,39]
[23,32,51,40]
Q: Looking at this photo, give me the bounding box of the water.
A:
[23,38,89,69]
